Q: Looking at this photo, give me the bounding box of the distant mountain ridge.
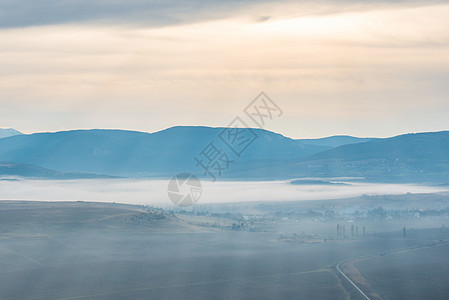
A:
[0,127,448,182]
[0,127,330,177]
[231,131,449,182]
[307,131,449,161]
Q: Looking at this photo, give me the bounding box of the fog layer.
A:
[1,179,447,206]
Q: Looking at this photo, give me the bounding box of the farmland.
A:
[1,200,449,299]
[352,229,449,300]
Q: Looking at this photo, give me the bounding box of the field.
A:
[1,200,449,299]
[351,229,449,300]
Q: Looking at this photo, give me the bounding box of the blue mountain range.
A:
[0,127,448,182]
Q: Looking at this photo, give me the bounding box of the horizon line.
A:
[3,126,449,140]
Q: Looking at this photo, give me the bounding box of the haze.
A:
[1,179,447,206]
[1,0,449,138]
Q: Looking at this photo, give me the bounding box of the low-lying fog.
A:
[1,179,448,206]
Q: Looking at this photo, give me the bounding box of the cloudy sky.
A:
[0,0,448,138]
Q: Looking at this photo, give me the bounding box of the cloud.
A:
[0,0,262,28]
[0,0,445,28]
[0,1,448,137]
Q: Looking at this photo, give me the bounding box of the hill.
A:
[307,131,449,162]
[231,131,449,182]
[298,135,373,148]
[1,127,448,182]
[0,162,117,179]
[0,127,329,177]
[0,128,22,139]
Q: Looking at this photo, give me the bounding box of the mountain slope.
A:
[307,131,449,162]
[1,127,448,182]
[231,131,449,182]
[0,162,116,179]
[0,128,22,139]
[298,135,374,148]
[0,127,329,177]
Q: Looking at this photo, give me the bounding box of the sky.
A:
[0,0,448,138]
